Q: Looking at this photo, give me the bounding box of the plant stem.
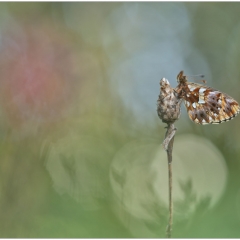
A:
[157,76,180,237]
[164,123,175,238]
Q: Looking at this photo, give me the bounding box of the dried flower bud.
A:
[157,77,182,124]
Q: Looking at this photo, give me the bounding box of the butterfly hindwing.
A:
[182,83,240,125]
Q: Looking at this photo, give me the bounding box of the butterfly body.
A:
[175,71,240,125]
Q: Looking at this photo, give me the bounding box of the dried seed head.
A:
[157,77,182,124]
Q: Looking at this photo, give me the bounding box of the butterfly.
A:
[175,71,240,124]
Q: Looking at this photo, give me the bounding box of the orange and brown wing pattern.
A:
[182,83,240,124]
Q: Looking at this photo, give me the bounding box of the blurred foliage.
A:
[0,2,240,238]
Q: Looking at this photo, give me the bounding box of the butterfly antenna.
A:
[187,74,205,79]
[186,73,206,84]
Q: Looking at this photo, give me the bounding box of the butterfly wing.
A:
[183,83,240,124]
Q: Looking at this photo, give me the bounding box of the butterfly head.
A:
[177,70,187,84]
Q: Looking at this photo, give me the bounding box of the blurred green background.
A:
[0,2,240,238]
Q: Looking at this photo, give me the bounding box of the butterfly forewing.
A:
[176,72,240,125]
